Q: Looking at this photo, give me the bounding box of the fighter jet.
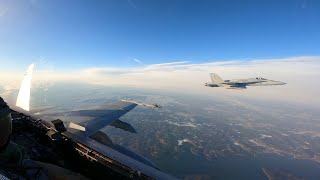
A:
[205,73,286,89]
[9,64,175,179]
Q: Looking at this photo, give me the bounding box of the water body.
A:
[160,151,320,179]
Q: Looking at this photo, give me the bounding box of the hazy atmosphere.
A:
[1,56,320,107]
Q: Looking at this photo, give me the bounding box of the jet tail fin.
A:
[16,64,34,111]
[210,73,223,86]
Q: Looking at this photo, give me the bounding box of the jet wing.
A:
[225,82,248,89]
[228,80,262,86]
[245,81,278,86]
[30,106,55,114]
[226,86,247,89]
[43,101,138,136]
[246,83,266,86]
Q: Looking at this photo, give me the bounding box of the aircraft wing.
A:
[44,101,138,136]
[30,106,55,114]
[225,82,248,88]
[226,86,247,89]
[245,81,277,86]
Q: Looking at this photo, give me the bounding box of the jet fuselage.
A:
[205,73,286,89]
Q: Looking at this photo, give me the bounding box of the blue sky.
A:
[0,0,319,70]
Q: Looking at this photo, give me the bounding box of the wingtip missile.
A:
[121,99,162,109]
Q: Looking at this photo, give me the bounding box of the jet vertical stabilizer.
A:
[16,64,34,111]
[210,73,223,87]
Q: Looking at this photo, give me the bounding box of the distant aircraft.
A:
[9,64,175,179]
[205,73,286,89]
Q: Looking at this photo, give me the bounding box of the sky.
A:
[0,0,320,71]
[0,0,320,108]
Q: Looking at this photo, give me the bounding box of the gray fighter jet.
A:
[205,73,286,89]
[9,64,175,179]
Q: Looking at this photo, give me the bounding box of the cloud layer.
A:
[1,56,320,106]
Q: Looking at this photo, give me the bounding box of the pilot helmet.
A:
[0,97,12,151]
